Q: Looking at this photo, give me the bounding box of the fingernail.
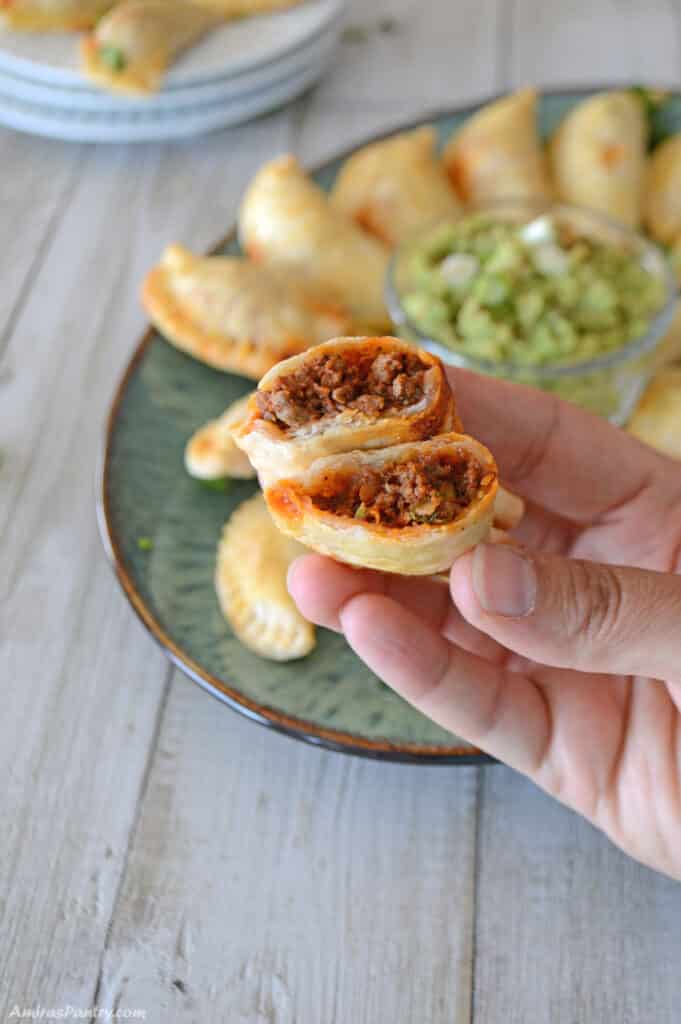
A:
[472,544,537,617]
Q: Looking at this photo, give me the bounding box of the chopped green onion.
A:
[200,477,232,493]
[137,537,153,551]
[100,44,127,72]
[354,503,368,520]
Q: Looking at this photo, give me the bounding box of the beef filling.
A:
[257,349,430,430]
[312,452,488,528]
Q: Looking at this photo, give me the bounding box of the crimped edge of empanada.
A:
[215,493,316,661]
[141,245,312,380]
[185,393,256,480]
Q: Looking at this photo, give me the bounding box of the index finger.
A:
[448,367,675,522]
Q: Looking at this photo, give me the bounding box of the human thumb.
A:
[450,543,681,680]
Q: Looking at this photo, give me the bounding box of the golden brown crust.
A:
[644,134,681,244]
[0,0,114,30]
[331,126,461,247]
[142,245,353,379]
[185,394,256,480]
[549,90,647,228]
[215,492,315,661]
[628,367,681,459]
[80,1,220,96]
[194,0,302,12]
[238,155,391,331]
[443,88,552,205]
[265,433,499,576]
[232,336,461,485]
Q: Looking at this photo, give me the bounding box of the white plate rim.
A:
[0,0,345,90]
[0,18,341,111]
[0,46,331,141]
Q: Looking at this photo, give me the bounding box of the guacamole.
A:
[399,214,666,368]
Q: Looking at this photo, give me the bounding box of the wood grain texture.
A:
[3,0,681,1020]
[473,769,681,1022]
[0,120,293,1015]
[0,131,82,354]
[507,0,681,89]
[93,681,479,1022]
[307,0,501,114]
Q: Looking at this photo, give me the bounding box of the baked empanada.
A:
[330,126,461,247]
[216,492,315,661]
[239,155,391,331]
[265,433,499,576]
[0,0,113,30]
[442,88,552,206]
[81,0,220,96]
[232,336,460,487]
[194,0,302,12]
[644,134,681,244]
[142,245,353,379]
[549,90,647,228]
[186,393,256,480]
[627,367,681,459]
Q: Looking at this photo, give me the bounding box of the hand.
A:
[288,369,681,880]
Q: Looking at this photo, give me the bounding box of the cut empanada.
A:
[233,336,460,487]
[142,245,353,379]
[239,155,391,331]
[644,134,681,244]
[81,0,220,96]
[549,90,647,228]
[265,433,499,576]
[185,393,255,480]
[627,367,681,459]
[0,0,114,30]
[216,492,315,661]
[330,126,461,247]
[442,88,552,206]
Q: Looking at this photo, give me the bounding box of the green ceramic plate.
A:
[100,87,681,763]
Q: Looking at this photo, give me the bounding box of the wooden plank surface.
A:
[2,0,681,1020]
[0,120,293,1015]
[93,682,479,1022]
[473,769,681,1023]
[507,0,681,89]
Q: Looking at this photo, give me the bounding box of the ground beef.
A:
[256,349,429,430]
[312,453,487,528]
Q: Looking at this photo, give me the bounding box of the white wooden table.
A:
[3,1,681,1020]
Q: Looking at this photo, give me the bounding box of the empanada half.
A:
[238,155,391,331]
[81,0,220,95]
[185,393,256,480]
[216,492,315,661]
[265,433,499,576]
[142,245,353,379]
[233,336,460,486]
[331,126,461,247]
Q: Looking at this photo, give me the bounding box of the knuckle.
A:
[562,561,624,652]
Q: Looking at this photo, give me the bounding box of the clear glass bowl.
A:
[385,199,678,425]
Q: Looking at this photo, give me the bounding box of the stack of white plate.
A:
[0,0,345,142]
